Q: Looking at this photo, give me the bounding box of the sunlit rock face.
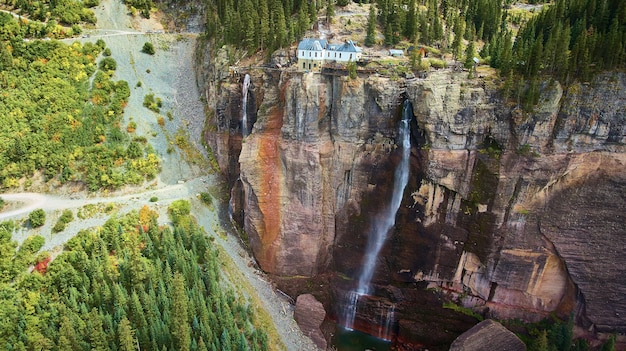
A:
[197,45,626,347]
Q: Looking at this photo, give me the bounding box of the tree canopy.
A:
[0,206,271,351]
[0,19,160,191]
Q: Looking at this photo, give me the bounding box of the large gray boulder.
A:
[449,319,526,351]
[294,294,326,350]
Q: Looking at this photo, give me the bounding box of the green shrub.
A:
[168,200,190,224]
[52,221,66,233]
[53,209,74,233]
[428,58,448,69]
[149,196,158,202]
[0,197,4,209]
[141,42,155,55]
[99,57,117,71]
[29,209,46,228]
[60,209,74,223]
[143,93,160,112]
[199,192,213,207]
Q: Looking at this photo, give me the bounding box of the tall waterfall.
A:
[242,74,251,136]
[343,100,412,337]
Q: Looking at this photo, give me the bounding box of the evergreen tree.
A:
[308,0,317,25]
[171,272,191,351]
[87,308,109,351]
[464,41,476,69]
[365,4,377,47]
[348,60,357,79]
[297,4,310,38]
[58,316,80,351]
[452,16,464,59]
[118,317,136,351]
[326,0,334,23]
[531,330,549,351]
[404,0,418,41]
[258,0,270,50]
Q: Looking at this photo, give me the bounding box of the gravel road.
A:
[0,0,319,349]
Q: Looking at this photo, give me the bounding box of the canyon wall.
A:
[198,44,626,348]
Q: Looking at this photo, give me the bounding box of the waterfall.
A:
[242,74,251,136]
[342,100,412,335]
[378,303,395,341]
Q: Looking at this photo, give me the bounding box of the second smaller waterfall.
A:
[242,74,251,136]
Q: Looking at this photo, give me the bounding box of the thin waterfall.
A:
[342,100,412,334]
[379,303,395,341]
[242,74,251,136]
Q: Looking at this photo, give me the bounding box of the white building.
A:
[297,38,363,72]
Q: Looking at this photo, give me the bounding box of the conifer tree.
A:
[404,0,418,41]
[297,4,310,38]
[171,272,191,351]
[531,330,549,351]
[326,0,334,23]
[365,4,377,47]
[118,317,136,351]
[451,16,464,59]
[58,316,79,351]
[87,308,109,351]
[308,0,317,25]
[464,41,476,69]
[258,0,270,50]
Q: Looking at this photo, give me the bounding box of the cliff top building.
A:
[297,38,362,72]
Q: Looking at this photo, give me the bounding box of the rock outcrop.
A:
[449,319,526,351]
[294,294,326,350]
[197,41,626,348]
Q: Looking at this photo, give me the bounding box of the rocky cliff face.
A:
[197,43,626,348]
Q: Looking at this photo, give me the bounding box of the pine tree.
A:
[452,16,464,60]
[171,272,191,351]
[308,0,317,25]
[365,4,377,47]
[118,317,136,351]
[348,60,357,79]
[297,4,310,38]
[87,308,109,351]
[258,0,270,50]
[58,316,80,351]
[531,330,549,351]
[464,41,476,69]
[326,0,334,23]
[404,0,417,41]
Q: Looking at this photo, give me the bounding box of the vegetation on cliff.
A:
[204,0,624,109]
[0,205,271,351]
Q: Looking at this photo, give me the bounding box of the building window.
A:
[301,51,304,57]
[309,52,311,57]
[303,62,306,69]
[339,53,342,58]
[314,63,317,67]
[334,52,337,58]
[350,54,352,60]
[315,52,317,58]
[308,63,311,69]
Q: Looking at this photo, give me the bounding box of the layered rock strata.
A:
[197,44,626,347]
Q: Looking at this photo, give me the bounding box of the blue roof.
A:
[298,38,327,51]
[298,38,362,53]
[329,40,362,53]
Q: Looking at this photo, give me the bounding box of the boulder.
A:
[449,319,526,351]
[294,294,326,350]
